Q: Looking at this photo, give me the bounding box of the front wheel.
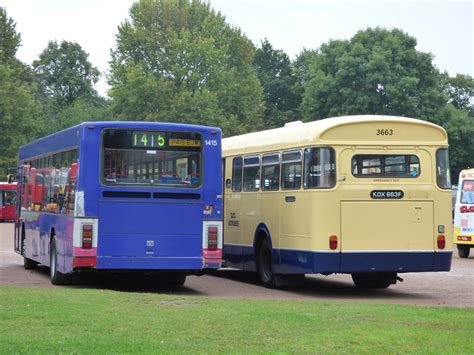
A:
[257,238,277,288]
[50,240,71,285]
[352,273,397,289]
[457,245,470,258]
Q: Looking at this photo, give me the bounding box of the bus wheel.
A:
[168,273,187,286]
[257,238,277,288]
[351,273,396,289]
[457,245,470,258]
[21,227,37,270]
[50,239,71,286]
[23,256,38,270]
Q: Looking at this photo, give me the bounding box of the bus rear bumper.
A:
[277,250,453,274]
[96,256,205,270]
[338,250,452,273]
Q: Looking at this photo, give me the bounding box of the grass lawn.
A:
[0,287,472,353]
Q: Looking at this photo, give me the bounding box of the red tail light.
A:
[329,235,338,250]
[208,226,218,251]
[437,235,445,249]
[82,225,93,249]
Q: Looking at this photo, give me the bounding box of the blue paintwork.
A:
[17,122,222,274]
[224,244,452,274]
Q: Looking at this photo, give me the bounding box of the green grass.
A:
[0,287,472,354]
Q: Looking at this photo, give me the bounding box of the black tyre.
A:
[257,238,277,288]
[457,245,470,258]
[50,240,71,285]
[167,273,187,286]
[23,256,38,270]
[352,273,396,289]
[21,226,38,270]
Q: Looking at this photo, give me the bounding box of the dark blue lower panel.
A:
[97,257,203,270]
[224,244,453,274]
[278,250,339,274]
[339,251,452,273]
[223,244,243,269]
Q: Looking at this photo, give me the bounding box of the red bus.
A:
[0,182,17,221]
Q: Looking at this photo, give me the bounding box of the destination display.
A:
[103,129,202,151]
[132,132,166,148]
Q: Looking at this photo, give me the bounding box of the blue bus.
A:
[14,122,223,285]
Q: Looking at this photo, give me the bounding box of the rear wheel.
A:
[50,239,71,285]
[457,245,470,258]
[167,272,187,286]
[352,273,397,289]
[257,238,277,288]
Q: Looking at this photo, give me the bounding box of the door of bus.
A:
[14,165,27,253]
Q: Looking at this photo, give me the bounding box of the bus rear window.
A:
[461,180,474,204]
[352,155,420,178]
[102,130,201,188]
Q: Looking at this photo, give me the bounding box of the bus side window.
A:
[262,153,280,191]
[282,150,302,190]
[243,156,260,192]
[232,157,243,192]
[304,147,336,188]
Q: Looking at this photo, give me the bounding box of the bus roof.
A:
[223,115,448,156]
[18,121,221,161]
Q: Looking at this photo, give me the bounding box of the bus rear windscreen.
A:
[102,129,201,187]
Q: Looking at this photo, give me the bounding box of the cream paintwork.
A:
[223,115,452,254]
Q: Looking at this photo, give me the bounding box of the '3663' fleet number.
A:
[376,129,394,136]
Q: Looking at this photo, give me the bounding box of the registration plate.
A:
[370,190,404,199]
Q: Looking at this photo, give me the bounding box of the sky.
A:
[1,0,472,97]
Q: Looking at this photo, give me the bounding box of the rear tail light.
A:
[437,235,446,249]
[329,235,338,250]
[208,226,218,251]
[82,225,93,249]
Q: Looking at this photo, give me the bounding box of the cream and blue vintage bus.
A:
[222,115,453,289]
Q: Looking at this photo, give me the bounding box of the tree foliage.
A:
[0,7,20,63]
[109,0,263,135]
[301,28,448,120]
[33,40,101,109]
[441,73,474,113]
[0,8,43,176]
[253,39,302,128]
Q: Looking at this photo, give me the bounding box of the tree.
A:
[253,39,302,128]
[431,103,474,181]
[33,40,101,109]
[300,28,446,121]
[0,7,20,63]
[109,0,263,135]
[0,8,43,176]
[441,73,474,113]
